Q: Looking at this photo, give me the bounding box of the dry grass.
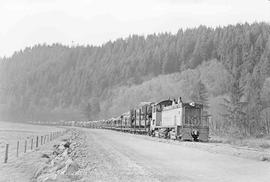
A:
[210,135,270,150]
[259,142,270,149]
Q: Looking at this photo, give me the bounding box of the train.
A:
[69,97,210,142]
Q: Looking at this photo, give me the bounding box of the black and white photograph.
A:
[0,0,270,181]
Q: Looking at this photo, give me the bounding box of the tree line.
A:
[0,22,270,137]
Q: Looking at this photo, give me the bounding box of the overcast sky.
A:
[0,0,269,57]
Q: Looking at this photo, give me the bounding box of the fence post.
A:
[139,109,141,131]
[4,144,9,163]
[16,141,19,157]
[31,138,33,150]
[36,136,39,148]
[134,110,137,133]
[24,140,27,153]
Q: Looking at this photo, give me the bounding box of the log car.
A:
[130,102,154,134]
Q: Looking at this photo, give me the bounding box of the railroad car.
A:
[129,102,153,134]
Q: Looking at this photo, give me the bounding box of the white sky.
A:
[0,0,269,57]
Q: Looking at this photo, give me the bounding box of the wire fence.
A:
[1,130,67,163]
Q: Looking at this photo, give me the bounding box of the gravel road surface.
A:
[78,129,270,182]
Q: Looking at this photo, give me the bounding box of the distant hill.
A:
[1,22,270,137]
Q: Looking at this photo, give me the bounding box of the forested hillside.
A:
[1,22,270,136]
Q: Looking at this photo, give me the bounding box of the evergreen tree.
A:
[222,68,249,135]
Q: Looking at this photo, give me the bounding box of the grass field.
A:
[0,121,64,163]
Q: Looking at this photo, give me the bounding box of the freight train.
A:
[70,97,210,142]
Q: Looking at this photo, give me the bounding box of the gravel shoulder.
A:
[77,128,270,182]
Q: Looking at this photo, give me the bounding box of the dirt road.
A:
[77,128,270,182]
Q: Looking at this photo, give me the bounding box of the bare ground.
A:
[75,128,270,182]
[1,128,270,182]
